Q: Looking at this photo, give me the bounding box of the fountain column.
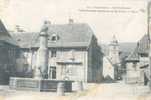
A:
[34,21,50,79]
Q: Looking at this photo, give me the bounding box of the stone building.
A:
[12,20,103,83]
[0,19,18,84]
[103,35,121,80]
[125,34,150,85]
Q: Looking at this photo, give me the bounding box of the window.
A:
[51,34,59,41]
[63,65,76,76]
[51,36,57,41]
[68,65,77,75]
[133,62,137,71]
[69,50,75,61]
[140,54,148,57]
[51,50,57,57]
[49,66,56,79]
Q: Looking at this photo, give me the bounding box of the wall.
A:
[103,56,115,79]
[87,35,103,83]
[108,44,120,65]
[0,43,17,84]
[18,48,88,82]
[16,37,103,83]
[49,48,88,82]
[126,62,144,84]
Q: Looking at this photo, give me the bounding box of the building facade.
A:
[12,20,103,83]
[125,34,150,85]
[0,20,18,84]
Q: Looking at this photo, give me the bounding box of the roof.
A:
[137,34,150,54]
[125,47,139,61]
[11,32,37,48]
[0,20,18,46]
[109,35,118,46]
[11,23,94,48]
[125,34,149,61]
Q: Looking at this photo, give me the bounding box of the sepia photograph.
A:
[0,0,150,100]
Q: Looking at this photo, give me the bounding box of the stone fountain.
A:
[9,21,73,92]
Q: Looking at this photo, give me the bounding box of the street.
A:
[0,81,150,100]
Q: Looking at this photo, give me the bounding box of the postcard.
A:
[0,0,150,100]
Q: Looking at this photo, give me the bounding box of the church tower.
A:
[103,35,121,80]
[108,35,120,80]
[109,35,120,65]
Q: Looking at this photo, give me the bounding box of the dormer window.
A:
[51,36,57,41]
[51,34,59,41]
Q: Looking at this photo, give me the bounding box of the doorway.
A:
[49,66,56,79]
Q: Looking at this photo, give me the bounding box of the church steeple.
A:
[109,35,120,64]
[110,35,118,45]
[108,35,120,80]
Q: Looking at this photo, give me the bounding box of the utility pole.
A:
[148,1,151,90]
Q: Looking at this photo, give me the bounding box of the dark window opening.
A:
[51,36,57,41]
[51,50,57,57]
[140,53,148,57]
[133,62,137,71]
[49,66,56,79]
[51,34,59,41]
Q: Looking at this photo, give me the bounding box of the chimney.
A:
[68,18,74,24]
[15,25,25,32]
[44,20,51,26]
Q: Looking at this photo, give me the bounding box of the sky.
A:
[0,0,149,43]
